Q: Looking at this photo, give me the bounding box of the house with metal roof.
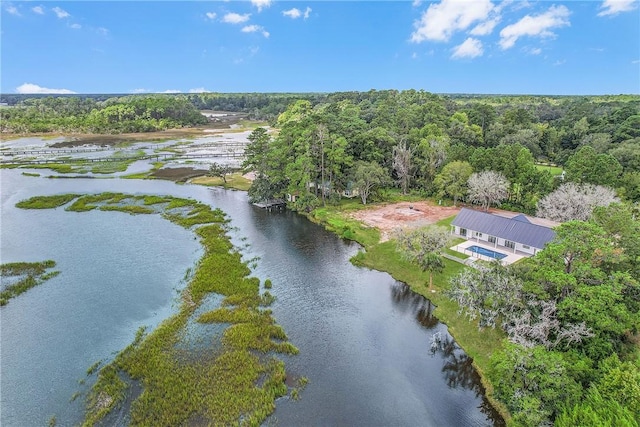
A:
[451,208,556,256]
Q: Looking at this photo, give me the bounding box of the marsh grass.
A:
[0,260,60,305]
[16,194,79,209]
[99,205,155,215]
[121,162,164,180]
[18,192,300,426]
[86,361,102,376]
[25,163,75,173]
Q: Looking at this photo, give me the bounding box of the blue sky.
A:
[1,1,639,95]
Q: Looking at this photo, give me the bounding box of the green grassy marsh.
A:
[0,260,60,306]
[17,193,300,426]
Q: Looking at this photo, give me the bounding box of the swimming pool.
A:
[467,245,507,260]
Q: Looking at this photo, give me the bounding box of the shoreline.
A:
[301,202,511,425]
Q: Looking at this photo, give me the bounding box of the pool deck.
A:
[451,240,526,266]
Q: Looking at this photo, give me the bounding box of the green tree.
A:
[353,161,388,205]
[490,342,583,425]
[243,127,272,178]
[208,162,232,183]
[433,161,473,206]
[614,114,640,142]
[555,388,639,427]
[395,226,451,291]
[565,146,622,187]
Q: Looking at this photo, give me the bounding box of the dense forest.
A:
[2,91,639,425]
[237,91,640,211]
[237,91,639,426]
[0,95,208,133]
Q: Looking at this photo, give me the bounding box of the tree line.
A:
[241,91,639,213]
[0,95,207,133]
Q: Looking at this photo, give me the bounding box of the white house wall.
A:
[452,226,539,255]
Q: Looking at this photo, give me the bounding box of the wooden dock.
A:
[252,199,286,209]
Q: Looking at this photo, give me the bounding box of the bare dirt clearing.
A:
[349,201,461,241]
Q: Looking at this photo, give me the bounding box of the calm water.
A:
[0,170,501,426]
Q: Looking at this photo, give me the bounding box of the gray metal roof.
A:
[451,208,556,249]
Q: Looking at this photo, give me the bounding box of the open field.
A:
[348,201,461,241]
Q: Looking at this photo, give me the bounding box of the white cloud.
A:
[205,12,217,20]
[96,27,109,36]
[283,8,301,19]
[529,47,542,55]
[16,83,76,94]
[131,88,148,94]
[411,0,495,43]
[451,37,484,59]
[70,23,81,29]
[554,59,566,66]
[251,0,271,12]
[412,52,418,59]
[412,0,422,7]
[162,89,182,93]
[52,7,70,18]
[6,5,21,16]
[499,5,570,50]
[242,25,269,38]
[222,12,250,24]
[32,6,44,15]
[189,88,209,93]
[470,17,500,36]
[304,7,312,19]
[598,0,638,16]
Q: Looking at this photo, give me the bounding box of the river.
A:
[0,169,501,426]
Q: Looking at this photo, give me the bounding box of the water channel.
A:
[0,168,501,426]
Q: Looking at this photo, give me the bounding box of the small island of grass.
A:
[0,260,60,306]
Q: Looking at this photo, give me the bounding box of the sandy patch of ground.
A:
[350,201,461,241]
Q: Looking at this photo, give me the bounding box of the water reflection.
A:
[390,281,438,329]
[431,333,506,427]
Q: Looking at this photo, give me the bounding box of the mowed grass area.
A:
[310,202,510,423]
[309,202,381,248]
[190,173,252,191]
[535,163,563,176]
